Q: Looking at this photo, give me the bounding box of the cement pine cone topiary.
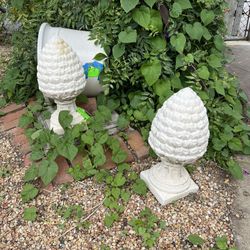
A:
[140,87,210,205]
[37,38,86,134]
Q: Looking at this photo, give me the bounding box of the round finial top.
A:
[148,87,210,164]
[37,37,86,100]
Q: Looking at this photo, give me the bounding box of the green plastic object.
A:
[76,107,91,120]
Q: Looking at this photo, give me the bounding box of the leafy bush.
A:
[2,0,250,178]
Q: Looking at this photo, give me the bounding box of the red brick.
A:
[2,118,19,131]
[102,149,116,170]
[13,134,29,146]
[127,130,149,160]
[77,97,97,115]
[23,153,32,167]
[0,103,25,114]
[19,143,31,155]
[72,149,87,166]
[1,108,26,123]
[9,127,25,137]
[53,156,73,185]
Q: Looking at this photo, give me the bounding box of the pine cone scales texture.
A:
[149,87,210,164]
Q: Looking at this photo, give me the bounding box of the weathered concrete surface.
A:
[226,41,250,250]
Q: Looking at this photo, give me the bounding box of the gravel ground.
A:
[0,130,237,250]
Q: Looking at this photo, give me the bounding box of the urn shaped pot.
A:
[140,87,210,205]
[37,38,86,135]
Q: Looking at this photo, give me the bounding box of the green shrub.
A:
[1,0,250,178]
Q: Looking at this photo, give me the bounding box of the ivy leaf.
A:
[120,0,139,13]
[132,6,151,29]
[24,165,38,182]
[215,82,225,96]
[19,114,34,128]
[170,33,186,54]
[227,160,243,180]
[203,27,212,40]
[57,143,78,162]
[23,207,37,222]
[228,138,243,152]
[112,173,126,187]
[132,179,148,195]
[141,59,162,86]
[81,130,94,145]
[215,236,229,249]
[197,66,210,80]
[149,36,166,51]
[59,111,73,130]
[38,160,58,186]
[200,9,215,26]
[117,115,130,129]
[153,79,172,97]
[11,0,24,9]
[112,44,125,59]
[185,22,204,41]
[119,29,137,43]
[214,35,224,51]
[21,184,39,203]
[207,54,222,68]
[149,9,163,32]
[187,234,205,246]
[175,0,192,10]
[144,0,156,8]
[93,53,107,61]
[170,3,182,18]
[112,149,127,164]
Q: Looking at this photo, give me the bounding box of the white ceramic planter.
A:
[37,23,104,96]
[140,87,210,205]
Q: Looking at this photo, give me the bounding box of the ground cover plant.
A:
[1,0,250,179]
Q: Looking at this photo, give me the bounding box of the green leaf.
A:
[120,0,139,13]
[228,138,243,152]
[170,33,186,54]
[212,138,227,151]
[38,160,58,186]
[187,234,205,246]
[207,54,222,68]
[200,9,215,26]
[81,130,94,145]
[112,44,125,59]
[154,79,171,97]
[203,27,212,40]
[149,9,163,32]
[21,184,39,203]
[214,35,224,51]
[185,22,204,41]
[19,114,34,128]
[215,236,229,249]
[132,6,151,29]
[57,144,78,162]
[170,3,182,18]
[119,28,137,44]
[228,160,243,179]
[112,149,127,164]
[132,179,148,195]
[11,0,24,9]
[197,66,210,80]
[23,207,37,222]
[59,111,73,130]
[93,53,107,61]
[121,190,131,202]
[175,0,192,10]
[0,111,5,116]
[215,82,225,96]
[141,59,162,86]
[111,187,121,199]
[104,212,118,227]
[149,36,166,51]
[117,115,130,129]
[112,173,126,187]
[144,0,156,8]
[24,165,38,182]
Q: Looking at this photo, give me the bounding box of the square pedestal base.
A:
[140,169,199,205]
